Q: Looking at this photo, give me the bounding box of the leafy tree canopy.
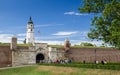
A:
[80,42,95,47]
[79,0,120,49]
[23,38,26,44]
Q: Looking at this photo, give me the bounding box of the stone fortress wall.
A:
[12,47,36,66]
[0,45,120,67]
[4,37,64,67]
[11,37,49,66]
[68,48,120,63]
[0,37,120,67]
[0,46,12,67]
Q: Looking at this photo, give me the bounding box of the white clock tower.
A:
[26,17,34,44]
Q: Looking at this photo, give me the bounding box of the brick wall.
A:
[0,46,12,67]
[68,48,120,63]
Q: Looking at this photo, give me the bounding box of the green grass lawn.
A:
[0,43,33,47]
[17,44,33,46]
[0,64,120,75]
[39,62,120,70]
[0,43,10,46]
[48,44,111,49]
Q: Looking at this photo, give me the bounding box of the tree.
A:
[23,39,26,44]
[79,0,120,49]
[80,42,95,47]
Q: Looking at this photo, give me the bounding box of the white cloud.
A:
[17,33,26,37]
[64,11,88,16]
[0,31,103,46]
[79,31,88,36]
[0,34,14,38]
[35,36,67,40]
[64,11,75,15]
[0,34,14,43]
[88,41,104,46]
[35,40,64,45]
[73,40,103,46]
[0,33,26,43]
[35,24,64,28]
[34,39,103,46]
[18,38,25,41]
[52,31,78,36]
[74,40,102,46]
[0,34,103,46]
[17,37,26,43]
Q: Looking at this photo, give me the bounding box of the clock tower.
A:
[26,17,34,44]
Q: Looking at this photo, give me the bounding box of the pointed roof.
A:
[28,16,33,24]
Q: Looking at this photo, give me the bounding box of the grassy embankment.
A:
[0,43,32,46]
[0,43,111,48]
[39,62,120,70]
[48,44,110,48]
[0,43,10,46]
[0,63,120,75]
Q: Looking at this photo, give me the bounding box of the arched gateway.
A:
[36,53,44,63]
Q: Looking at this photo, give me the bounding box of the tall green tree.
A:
[80,42,95,47]
[79,0,120,49]
[23,38,26,44]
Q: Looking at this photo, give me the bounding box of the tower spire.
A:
[26,17,34,44]
[28,16,33,24]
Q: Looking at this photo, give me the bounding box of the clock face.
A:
[27,24,34,29]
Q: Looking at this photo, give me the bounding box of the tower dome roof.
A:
[28,17,33,24]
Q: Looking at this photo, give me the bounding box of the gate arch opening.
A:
[36,53,44,63]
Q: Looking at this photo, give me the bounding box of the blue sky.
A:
[0,0,103,45]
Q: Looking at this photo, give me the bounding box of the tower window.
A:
[31,29,32,31]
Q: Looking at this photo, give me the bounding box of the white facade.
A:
[48,47,65,61]
[26,17,34,44]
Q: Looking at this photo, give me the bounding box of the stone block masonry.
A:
[0,46,12,67]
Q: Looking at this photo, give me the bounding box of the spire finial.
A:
[30,16,32,20]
